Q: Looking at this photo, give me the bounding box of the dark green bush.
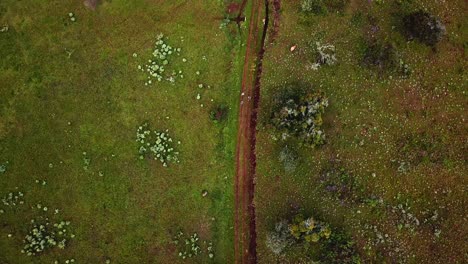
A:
[271,90,329,147]
[402,11,446,46]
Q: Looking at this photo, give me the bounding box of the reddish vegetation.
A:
[228,2,241,14]
[83,0,99,10]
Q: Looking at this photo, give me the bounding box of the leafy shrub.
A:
[266,220,294,255]
[271,90,328,147]
[22,219,74,256]
[289,214,331,243]
[209,104,228,123]
[402,11,445,46]
[363,41,399,72]
[310,42,337,70]
[319,231,361,264]
[278,146,298,173]
[136,123,180,167]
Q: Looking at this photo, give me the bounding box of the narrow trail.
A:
[233,0,271,263]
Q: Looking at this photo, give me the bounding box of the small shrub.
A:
[363,41,399,72]
[271,90,328,147]
[289,214,331,243]
[402,11,445,46]
[319,231,361,264]
[310,42,337,70]
[209,104,228,123]
[136,123,180,167]
[266,220,294,255]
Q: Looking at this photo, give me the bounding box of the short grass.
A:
[0,0,243,263]
[256,0,466,263]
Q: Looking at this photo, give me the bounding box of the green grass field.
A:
[0,0,244,263]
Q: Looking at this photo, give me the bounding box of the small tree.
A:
[403,11,445,46]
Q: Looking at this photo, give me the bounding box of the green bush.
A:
[136,123,180,167]
[271,90,328,147]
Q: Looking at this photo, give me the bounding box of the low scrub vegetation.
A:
[270,89,329,147]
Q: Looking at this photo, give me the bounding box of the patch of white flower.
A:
[173,231,214,260]
[1,191,25,208]
[137,123,180,167]
[138,34,182,86]
[22,219,74,256]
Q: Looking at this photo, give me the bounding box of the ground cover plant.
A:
[0,0,243,262]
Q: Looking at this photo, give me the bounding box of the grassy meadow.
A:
[256,0,466,263]
[0,0,243,263]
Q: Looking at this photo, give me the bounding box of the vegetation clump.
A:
[136,123,180,167]
[1,191,25,208]
[22,219,74,256]
[209,104,228,123]
[271,90,328,147]
[402,11,445,46]
[278,146,298,173]
[173,231,215,260]
[320,167,365,203]
[138,33,182,85]
[310,42,337,70]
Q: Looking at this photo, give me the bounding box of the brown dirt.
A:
[270,0,281,42]
[234,0,270,263]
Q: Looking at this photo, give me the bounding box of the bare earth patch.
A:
[84,0,100,10]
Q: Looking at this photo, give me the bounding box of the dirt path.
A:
[234,0,270,263]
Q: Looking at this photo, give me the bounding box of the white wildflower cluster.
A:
[54,259,75,264]
[22,219,74,256]
[138,34,182,86]
[310,42,337,70]
[0,25,8,32]
[68,13,76,22]
[136,123,180,167]
[1,191,25,208]
[173,231,214,260]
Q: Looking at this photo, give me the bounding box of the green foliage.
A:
[363,41,399,73]
[1,191,25,208]
[209,104,229,123]
[289,214,331,243]
[402,11,446,46]
[319,231,361,264]
[271,90,328,147]
[136,123,180,167]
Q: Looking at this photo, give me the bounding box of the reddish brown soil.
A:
[234,0,270,263]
